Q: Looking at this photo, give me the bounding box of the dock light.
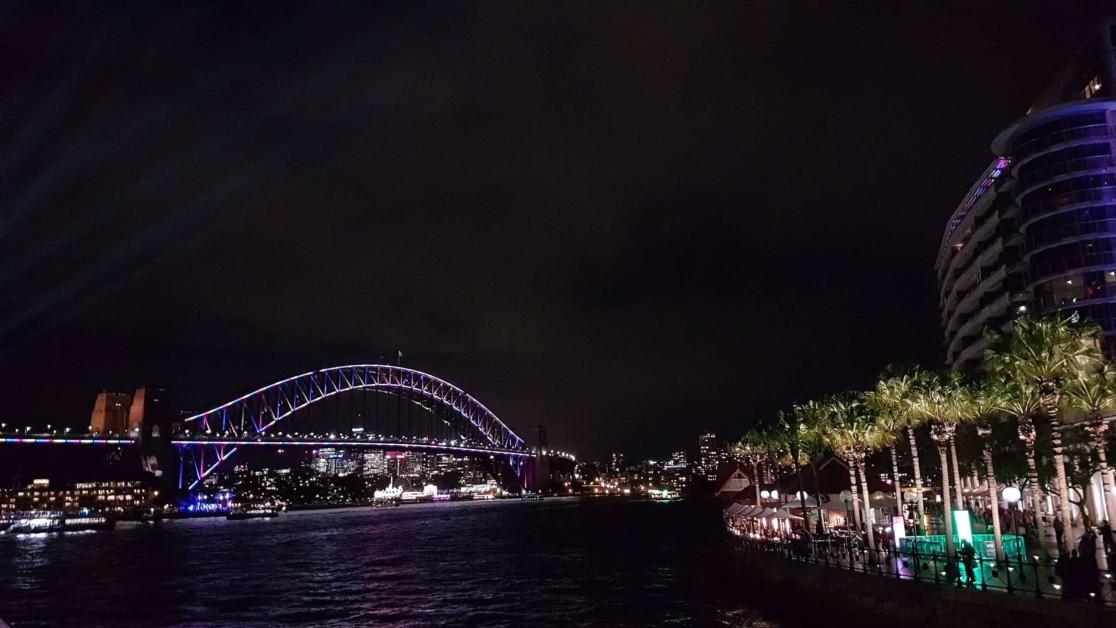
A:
[760,490,771,499]
[770,490,779,499]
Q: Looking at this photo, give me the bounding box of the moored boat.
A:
[226,504,280,520]
[8,511,116,534]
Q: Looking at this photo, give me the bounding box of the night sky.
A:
[2,2,1113,460]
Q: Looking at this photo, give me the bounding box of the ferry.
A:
[373,478,403,507]
[648,488,681,502]
[226,504,280,520]
[8,511,116,534]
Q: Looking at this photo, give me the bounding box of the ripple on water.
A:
[0,499,793,627]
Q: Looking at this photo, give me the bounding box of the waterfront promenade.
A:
[725,525,1116,609]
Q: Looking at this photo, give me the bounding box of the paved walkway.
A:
[726,528,1116,607]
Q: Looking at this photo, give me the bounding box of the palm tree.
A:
[794,400,831,532]
[773,409,814,528]
[876,365,932,522]
[909,371,967,556]
[864,386,908,525]
[963,377,1009,561]
[985,312,1105,548]
[733,434,767,511]
[1064,364,1116,526]
[823,393,879,553]
[998,381,1049,553]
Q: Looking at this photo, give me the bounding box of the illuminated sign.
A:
[891,515,906,547]
[952,510,973,545]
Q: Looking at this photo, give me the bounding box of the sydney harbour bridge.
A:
[0,365,568,493]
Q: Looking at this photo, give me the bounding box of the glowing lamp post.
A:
[903,490,919,534]
[1002,486,1022,541]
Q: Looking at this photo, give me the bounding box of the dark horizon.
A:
[3,2,1114,461]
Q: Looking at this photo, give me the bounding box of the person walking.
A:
[1100,520,1114,557]
[959,539,977,588]
[1079,526,1098,562]
[1054,515,1065,548]
[1055,551,1073,601]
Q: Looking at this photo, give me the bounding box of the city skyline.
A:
[4,3,1115,461]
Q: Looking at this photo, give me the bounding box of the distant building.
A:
[698,432,721,481]
[89,391,132,434]
[311,448,357,476]
[670,450,688,466]
[0,479,156,516]
[937,18,1116,368]
[609,452,625,477]
[361,450,388,477]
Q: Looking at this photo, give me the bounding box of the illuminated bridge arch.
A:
[178,365,526,489]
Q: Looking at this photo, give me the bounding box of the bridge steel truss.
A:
[178,364,527,490]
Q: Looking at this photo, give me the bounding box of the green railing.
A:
[899,534,1026,559]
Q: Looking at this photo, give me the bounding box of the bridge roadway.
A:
[0,432,575,460]
[171,434,533,457]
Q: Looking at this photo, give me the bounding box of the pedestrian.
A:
[959,539,977,587]
[1054,515,1065,547]
[1055,550,1073,600]
[1075,547,1101,603]
[1100,520,1115,557]
[1079,526,1098,561]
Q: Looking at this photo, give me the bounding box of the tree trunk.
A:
[847,462,863,534]
[1092,428,1116,527]
[983,444,1004,561]
[939,446,956,556]
[949,436,964,510]
[1025,447,1048,556]
[890,446,903,525]
[908,426,925,524]
[810,461,825,533]
[1050,426,1077,549]
[857,459,877,552]
[793,448,811,530]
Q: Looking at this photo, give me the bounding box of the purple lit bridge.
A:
[172,365,540,490]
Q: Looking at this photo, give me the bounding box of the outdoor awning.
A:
[771,509,804,521]
[736,504,763,517]
[724,503,749,516]
[782,497,819,508]
[756,508,777,518]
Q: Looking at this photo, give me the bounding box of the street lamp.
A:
[903,490,920,534]
[1002,486,1022,541]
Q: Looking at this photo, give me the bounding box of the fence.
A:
[727,527,1116,607]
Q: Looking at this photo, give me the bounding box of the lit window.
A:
[1084,76,1103,99]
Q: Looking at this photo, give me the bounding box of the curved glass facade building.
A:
[938,20,1116,370]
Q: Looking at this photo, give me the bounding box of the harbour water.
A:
[0,498,793,627]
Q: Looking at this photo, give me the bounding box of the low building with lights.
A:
[0,479,157,516]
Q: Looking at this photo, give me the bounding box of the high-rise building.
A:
[938,19,1116,369]
[609,452,625,477]
[311,448,357,476]
[361,450,389,478]
[89,391,132,434]
[698,432,720,481]
[670,450,688,466]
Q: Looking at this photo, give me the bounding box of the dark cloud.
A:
[2,1,1113,459]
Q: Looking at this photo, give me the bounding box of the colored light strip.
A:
[937,156,1010,268]
[187,446,238,490]
[170,439,533,457]
[182,364,525,449]
[0,437,134,445]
